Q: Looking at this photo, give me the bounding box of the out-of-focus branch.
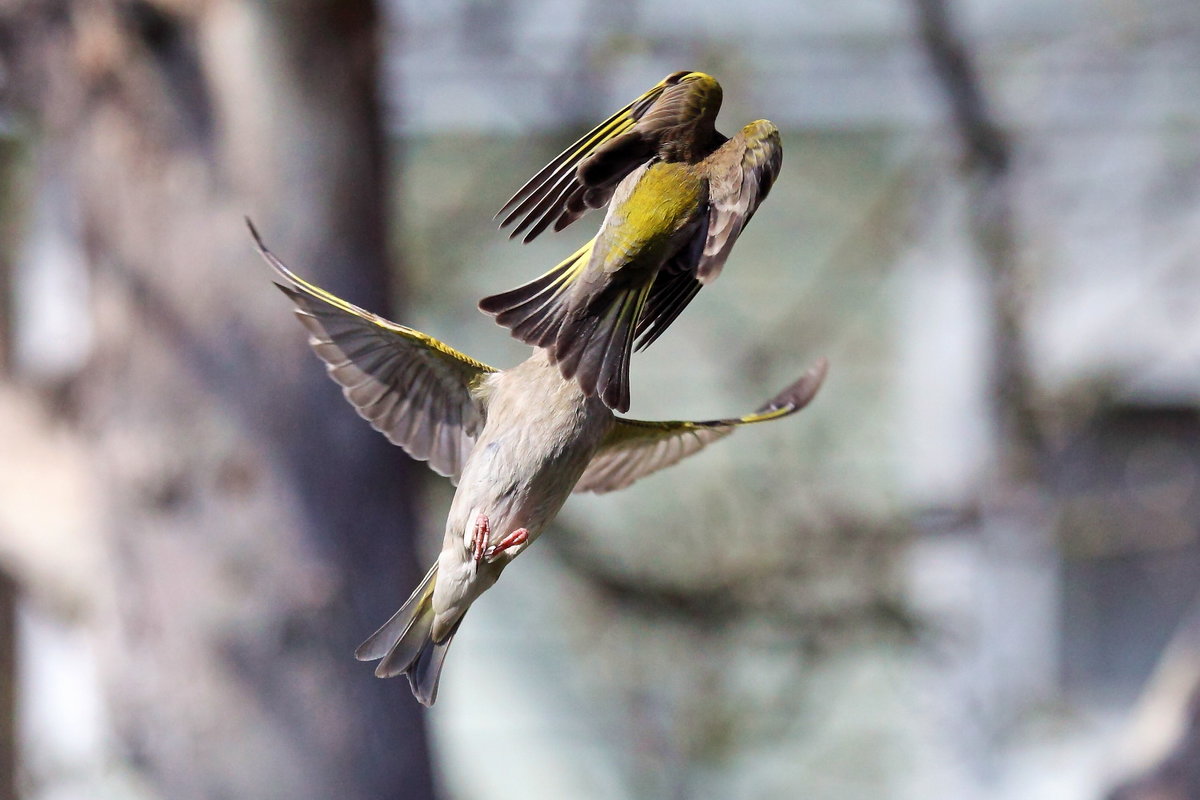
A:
[910,0,1044,486]
[546,514,918,798]
[1106,598,1200,800]
[546,519,919,643]
[911,0,1007,176]
[1108,686,1200,800]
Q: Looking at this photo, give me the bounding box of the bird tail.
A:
[550,279,649,413]
[354,563,458,706]
[479,240,647,413]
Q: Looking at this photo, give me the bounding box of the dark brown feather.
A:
[551,282,645,412]
[478,246,589,349]
[496,72,724,243]
[633,271,702,352]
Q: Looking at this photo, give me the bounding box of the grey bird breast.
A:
[453,353,614,538]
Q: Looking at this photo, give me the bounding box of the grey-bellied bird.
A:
[252,223,825,706]
[481,70,783,412]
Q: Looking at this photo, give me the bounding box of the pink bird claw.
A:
[484,528,529,562]
[471,514,491,563]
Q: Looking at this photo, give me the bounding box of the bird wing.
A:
[573,359,827,494]
[250,222,497,483]
[631,215,708,352]
[496,71,712,243]
[477,239,594,350]
[696,119,783,283]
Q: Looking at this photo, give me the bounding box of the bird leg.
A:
[471,514,490,563]
[484,528,529,562]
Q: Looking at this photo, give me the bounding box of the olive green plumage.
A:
[481,71,783,412]
[251,223,825,705]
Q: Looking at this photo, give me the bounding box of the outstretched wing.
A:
[496,70,710,243]
[696,119,783,283]
[250,222,497,482]
[574,359,827,494]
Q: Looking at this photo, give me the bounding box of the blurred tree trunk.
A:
[0,2,435,799]
[0,113,19,800]
[909,0,1060,738]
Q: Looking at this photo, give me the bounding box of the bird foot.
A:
[471,514,490,564]
[484,528,529,562]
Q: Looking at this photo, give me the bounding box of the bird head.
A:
[662,71,723,116]
[638,71,724,161]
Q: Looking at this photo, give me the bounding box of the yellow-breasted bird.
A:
[479,70,783,413]
[250,223,825,706]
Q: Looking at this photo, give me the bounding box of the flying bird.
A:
[481,70,783,412]
[251,223,825,706]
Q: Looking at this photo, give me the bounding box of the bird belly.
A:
[450,433,592,553]
[430,451,584,627]
[430,385,610,626]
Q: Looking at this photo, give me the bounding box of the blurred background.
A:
[0,0,1197,798]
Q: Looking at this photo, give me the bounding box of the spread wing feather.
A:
[631,213,708,352]
[496,71,701,243]
[575,359,828,494]
[250,221,496,482]
[477,241,593,348]
[696,120,783,283]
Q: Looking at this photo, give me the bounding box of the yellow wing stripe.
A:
[535,76,669,180]
[565,115,636,164]
[606,358,828,441]
[498,111,636,221]
[573,359,828,494]
[613,393,804,438]
[551,241,593,285]
[248,220,496,374]
[525,240,594,305]
[496,76,675,220]
[496,115,638,232]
